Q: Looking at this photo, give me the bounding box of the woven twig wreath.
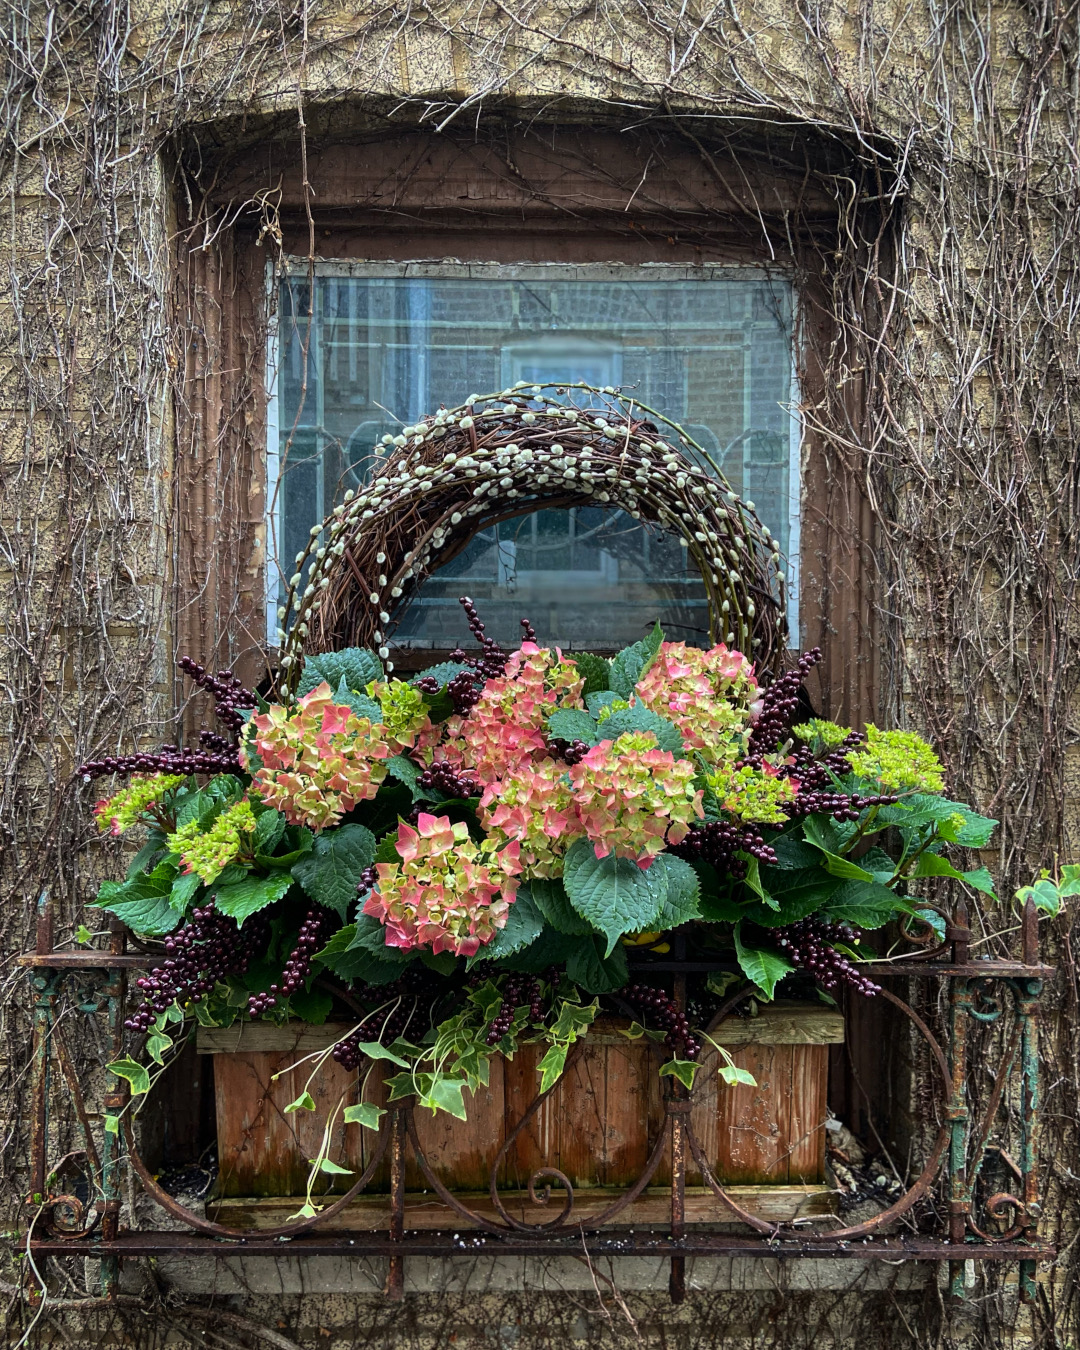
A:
[278,383,788,679]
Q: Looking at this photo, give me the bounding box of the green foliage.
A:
[91,861,183,935]
[292,823,376,917]
[573,651,612,696]
[297,647,384,698]
[597,703,683,752]
[214,871,294,924]
[1016,865,1080,917]
[562,837,669,955]
[546,707,600,745]
[609,622,664,697]
[733,926,794,999]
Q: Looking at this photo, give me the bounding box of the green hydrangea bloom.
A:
[847,725,945,793]
[94,773,187,836]
[707,762,796,825]
[793,719,850,749]
[596,698,631,724]
[168,798,257,884]
[368,678,430,752]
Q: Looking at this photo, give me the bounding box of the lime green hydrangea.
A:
[707,762,797,825]
[94,773,187,836]
[793,719,851,749]
[168,798,257,884]
[595,698,631,724]
[368,678,431,752]
[847,725,945,793]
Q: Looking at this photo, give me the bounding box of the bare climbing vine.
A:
[0,0,1077,1344]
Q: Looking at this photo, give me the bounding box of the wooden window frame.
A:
[173,122,878,726]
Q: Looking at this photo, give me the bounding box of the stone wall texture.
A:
[1,0,1077,1344]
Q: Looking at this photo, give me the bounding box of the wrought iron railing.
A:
[20,895,1053,1303]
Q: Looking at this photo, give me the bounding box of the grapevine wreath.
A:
[79,383,1001,1200]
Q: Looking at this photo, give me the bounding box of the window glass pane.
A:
[271,266,796,650]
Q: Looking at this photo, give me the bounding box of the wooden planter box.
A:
[198,1002,843,1228]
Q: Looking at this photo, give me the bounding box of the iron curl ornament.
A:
[276,382,788,679]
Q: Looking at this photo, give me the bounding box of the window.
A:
[268,262,800,651]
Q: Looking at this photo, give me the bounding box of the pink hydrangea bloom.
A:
[363,813,522,957]
[243,681,390,830]
[634,641,761,761]
[438,643,585,784]
[479,758,584,878]
[569,730,703,868]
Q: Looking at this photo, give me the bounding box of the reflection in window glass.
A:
[270,265,797,650]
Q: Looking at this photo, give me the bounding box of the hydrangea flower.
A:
[793,719,850,749]
[368,678,432,753]
[569,730,703,867]
[243,681,390,829]
[848,726,945,793]
[707,762,797,825]
[634,642,760,761]
[168,798,257,883]
[440,643,585,784]
[94,773,187,836]
[479,758,583,878]
[363,813,522,957]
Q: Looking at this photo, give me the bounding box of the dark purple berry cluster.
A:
[331,967,434,1070]
[673,820,778,880]
[247,907,332,1017]
[623,983,701,1059]
[78,744,241,782]
[485,975,544,1045]
[126,903,267,1032]
[772,918,880,996]
[746,647,823,759]
[78,655,255,781]
[417,760,478,799]
[415,676,441,696]
[178,658,257,734]
[784,788,898,824]
[551,739,591,766]
[356,864,378,901]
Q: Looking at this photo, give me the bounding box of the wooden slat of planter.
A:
[787,1043,829,1184]
[208,1183,836,1231]
[714,1043,789,1184]
[213,1049,360,1198]
[712,1004,844,1046]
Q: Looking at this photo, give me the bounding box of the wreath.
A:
[276,382,788,679]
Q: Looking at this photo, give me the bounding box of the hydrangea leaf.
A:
[743,867,843,926]
[496,926,580,973]
[349,914,414,963]
[214,871,293,924]
[565,935,629,993]
[546,708,600,746]
[818,879,910,929]
[298,647,384,697]
[767,835,822,870]
[573,652,612,697]
[525,878,597,936]
[468,887,544,966]
[413,661,469,687]
[597,704,684,753]
[252,808,287,856]
[330,676,383,722]
[562,837,668,956]
[288,987,333,1024]
[292,823,376,918]
[644,853,701,930]
[92,862,182,936]
[168,870,202,915]
[386,753,430,801]
[586,690,624,716]
[733,926,794,1000]
[609,622,665,697]
[878,795,997,848]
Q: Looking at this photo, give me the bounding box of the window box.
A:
[198,1001,843,1227]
